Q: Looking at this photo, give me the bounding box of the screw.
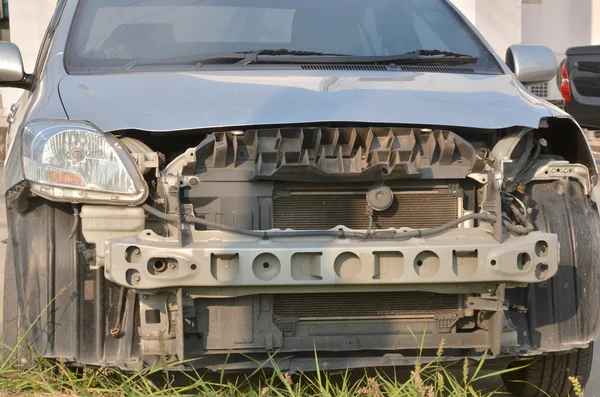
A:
[169,262,178,270]
[142,294,148,300]
[184,230,191,237]
[155,227,164,235]
[189,177,199,188]
[132,273,141,284]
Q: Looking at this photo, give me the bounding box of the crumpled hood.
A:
[58,70,553,132]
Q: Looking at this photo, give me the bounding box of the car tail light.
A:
[560,65,572,103]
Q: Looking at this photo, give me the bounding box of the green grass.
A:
[0,333,531,397]
[0,288,584,397]
[0,352,512,397]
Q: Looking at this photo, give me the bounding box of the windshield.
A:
[66,0,499,72]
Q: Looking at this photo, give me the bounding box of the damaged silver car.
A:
[1,0,599,395]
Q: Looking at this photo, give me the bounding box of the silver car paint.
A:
[3,0,593,192]
[57,72,552,133]
[0,42,26,83]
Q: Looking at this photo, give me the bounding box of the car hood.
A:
[58,70,554,132]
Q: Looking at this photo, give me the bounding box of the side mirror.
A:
[0,42,29,88]
[505,45,557,85]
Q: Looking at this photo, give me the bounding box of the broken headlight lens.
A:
[22,120,147,204]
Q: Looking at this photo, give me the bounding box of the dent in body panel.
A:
[57,72,552,133]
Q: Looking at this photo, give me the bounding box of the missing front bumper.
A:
[104,228,558,290]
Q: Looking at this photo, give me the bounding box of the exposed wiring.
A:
[509,203,531,228]
[366,214,374,237]
[68,205,80,240]
[502,191,527,216]
[110,286,127,338]
[142,204,534,239]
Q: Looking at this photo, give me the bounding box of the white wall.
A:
[521,0,596,56]
[451,0,600,59]
[592,0,600,44]
[474,0,521,56]
[1,0,55,110]
[451,0,476,23]
[450,0,521,57]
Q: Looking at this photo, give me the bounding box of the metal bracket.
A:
[467,171,489,185]
[531,162,592,196]
[465,296,504,311]
[130,152,160,177]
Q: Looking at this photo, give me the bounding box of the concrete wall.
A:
[594,0,600,44]
[521,0,598,56]
[1,0,55,110]
[451,0,476,23]
[450,0,522,57]
[450,0,600,58]
[474,0,521,57]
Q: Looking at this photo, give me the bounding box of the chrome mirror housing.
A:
[506,45,557,85]
[0,42,26,85]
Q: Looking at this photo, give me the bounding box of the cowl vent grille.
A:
[300,64,475,74]
[301,64,387,71]
[398,65,475,74]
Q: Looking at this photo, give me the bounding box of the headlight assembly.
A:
[21,120,147,204]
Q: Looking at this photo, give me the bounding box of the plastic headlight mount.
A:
[21,120,147,204]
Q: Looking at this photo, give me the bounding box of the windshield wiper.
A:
[416,49,475,58]
[120,48,476,70]
[120,49,351,70]
[237,49,352,65]
[241,49,478,65]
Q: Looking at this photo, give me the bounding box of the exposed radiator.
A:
[273,292,460,319]
[273,190,460,230]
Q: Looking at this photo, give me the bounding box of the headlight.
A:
[22,120,147,204]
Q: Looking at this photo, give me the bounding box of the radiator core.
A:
[273,190,460,230]
[273,292,460,319]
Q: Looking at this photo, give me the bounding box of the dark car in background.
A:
[561,45,600,130]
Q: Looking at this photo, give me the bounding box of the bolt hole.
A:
[152,260,167,273]
[416,260,423,267]
[263,262,270,269]
[146,232,151,236]
[535,241,549,258]
[125,246,141,264]
[518,252,532,271]
[536,263,549,280]
[191,264,197,270]
[190,152,194,156]
[490,260,496,266]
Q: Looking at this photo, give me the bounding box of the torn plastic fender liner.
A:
[5,180,29,213]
